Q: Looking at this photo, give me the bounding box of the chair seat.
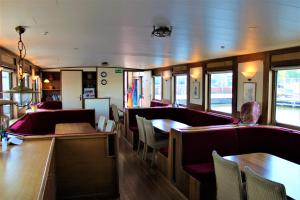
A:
[183,162,215,181]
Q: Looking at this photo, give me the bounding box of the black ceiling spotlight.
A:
[152,26,172,37]
[101,61,109,66]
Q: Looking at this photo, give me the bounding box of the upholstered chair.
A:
[240,101,261,125]
[105,120,116,133]
[136,115,147,160]
[212,151,245,200]
[97,116,107,132]
[245,166,287,200]
[143,118,168,166]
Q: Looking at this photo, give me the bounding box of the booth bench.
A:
[169,125,300,200]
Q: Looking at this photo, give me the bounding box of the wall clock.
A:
[101,79,107,85]
[100,71,107,78]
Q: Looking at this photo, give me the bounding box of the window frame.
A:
[153,75,162,101]
[208,71,233,115]
[174,74,188,106]
[271,67,300,130]
[1,70,13,119]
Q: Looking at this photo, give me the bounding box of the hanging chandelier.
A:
[151,26,172,37]
[2,26,38,107]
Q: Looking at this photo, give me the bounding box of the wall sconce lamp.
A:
[163,75,171,81]
[190,74,199,82]
[241,71,256,81]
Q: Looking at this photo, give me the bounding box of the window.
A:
[275,68,300,127]
[24,74,30,88]
[154,76,162,100]
[2,71,13,119]
[209,72,232,113]
[175,74,187,105]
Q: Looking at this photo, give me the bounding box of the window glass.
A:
[275,69,300,127]
[175,75,187,105]
[154,76,162,100]
[210,72,232,113]
[2,71,12,119]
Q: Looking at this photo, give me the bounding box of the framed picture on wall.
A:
[83,88,95,98]
[243,82,256,103]
[192,81,200,99]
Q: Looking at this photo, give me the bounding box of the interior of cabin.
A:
[0,0,300,200]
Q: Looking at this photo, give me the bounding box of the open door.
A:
[61,70,83,109]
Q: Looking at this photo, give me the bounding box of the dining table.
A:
[55,122,96,134]
[151,119,191,133]
[224,152,300,200]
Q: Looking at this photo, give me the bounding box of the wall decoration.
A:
[192,81,200,99]
[101,79,107,85]
[243,82,256,103]
[83,88,95,98]
[100,71,107,78]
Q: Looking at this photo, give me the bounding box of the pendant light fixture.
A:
[1,26,38,107]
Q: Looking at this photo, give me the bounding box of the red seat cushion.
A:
[183,162,215,181]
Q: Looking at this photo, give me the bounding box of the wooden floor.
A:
[118,137,186,200]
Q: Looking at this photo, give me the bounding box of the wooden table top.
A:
[0,138,54,200]
[55,123,96,135]
[224,153,300,200]
[151,119,191,133]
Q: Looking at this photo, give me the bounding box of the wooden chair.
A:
[111,104,123,135]
[212,151,245,200]
[245,166,287,200]
[105,120,116,133]
[142,118,168,167]
[136,115,147,160]
[97,116,107,132]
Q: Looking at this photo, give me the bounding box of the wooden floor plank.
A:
[118,137,187,200]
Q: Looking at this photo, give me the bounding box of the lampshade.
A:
[44,78,50,83]
[241,71,256,81]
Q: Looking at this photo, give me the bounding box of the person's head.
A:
[240,102,261,124]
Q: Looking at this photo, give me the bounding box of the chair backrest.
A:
[97,116,107,132]
[142,118,156,147]
[111,104,119,123]
[245,166,287,200]
[136,115,146,143]
[212,151,244,200]
[105,120,116,132]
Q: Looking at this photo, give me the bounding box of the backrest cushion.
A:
[181,128,239,165]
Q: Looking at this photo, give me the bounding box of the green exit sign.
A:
[115,68,123,74]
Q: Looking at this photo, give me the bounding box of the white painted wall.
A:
[163,70,172,101]
[237,60,264,111]
[189,67,202,105]
[97,67,123,109]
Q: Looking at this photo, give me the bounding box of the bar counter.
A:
[0,138,54,200]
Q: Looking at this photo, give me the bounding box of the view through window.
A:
[175,75,187,105]
[275,68,300,127]
[210,72,232,113]
[2,71,12,119]
[154,76,162,100]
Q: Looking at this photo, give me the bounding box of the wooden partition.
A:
[55,134,119,199]
[0,133,119,200]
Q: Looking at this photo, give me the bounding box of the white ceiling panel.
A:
[1,0,300,69]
